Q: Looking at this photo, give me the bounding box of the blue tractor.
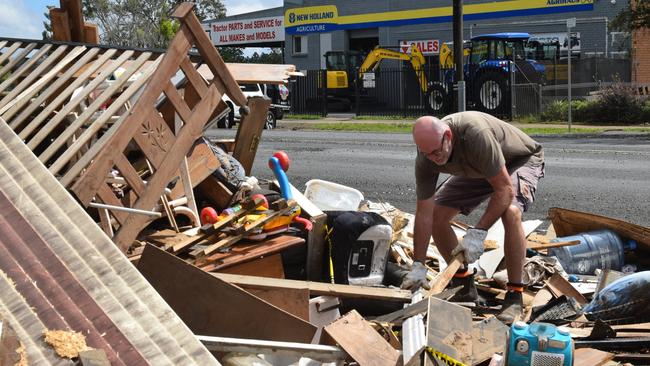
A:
[427,32,547,115]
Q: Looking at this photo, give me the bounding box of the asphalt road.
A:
[206,129,650,228]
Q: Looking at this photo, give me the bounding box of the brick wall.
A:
[632,28,650,82]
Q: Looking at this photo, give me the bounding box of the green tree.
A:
[80,0,226,48]
[611,0,650,32]
[218,47,246,62]
[41,6,56,40]
[245,48,283,64]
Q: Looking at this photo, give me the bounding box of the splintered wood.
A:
[43,330,89,359]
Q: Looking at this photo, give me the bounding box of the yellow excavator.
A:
[322,43,467,112]
[324,45,428,97]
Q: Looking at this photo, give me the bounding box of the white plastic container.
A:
[303,179,364,211]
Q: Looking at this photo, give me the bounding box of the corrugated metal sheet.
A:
[0,119,219,365]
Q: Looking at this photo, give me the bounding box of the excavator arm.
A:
[359,46,429,92]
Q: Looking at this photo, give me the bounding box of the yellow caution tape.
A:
[325,224,335,284]
[425,347,467,366]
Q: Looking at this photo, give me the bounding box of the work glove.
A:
[401,261,431,291]
[452,228,488,264]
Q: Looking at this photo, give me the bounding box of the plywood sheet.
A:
[324,310,399,366]
[137,244,316,343]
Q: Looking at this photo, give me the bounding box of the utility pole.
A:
[453,0,465,112]
[567,17,575,132]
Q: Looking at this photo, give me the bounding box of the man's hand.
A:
[401,261,431,291]
[452,228,488,263]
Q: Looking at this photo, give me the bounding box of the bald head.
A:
[413,116,447,151]
[412,116,453,165]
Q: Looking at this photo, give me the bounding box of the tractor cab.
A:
[459,33,546,113]
[466,32,546,85]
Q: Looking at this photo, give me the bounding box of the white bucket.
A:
[303,179,364,211]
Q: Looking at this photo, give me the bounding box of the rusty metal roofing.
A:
[0,119,219,365]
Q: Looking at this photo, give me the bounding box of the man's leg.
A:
[430,203,461,262]
[502,204,525,284]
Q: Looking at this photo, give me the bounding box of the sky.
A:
[1,0,282,40]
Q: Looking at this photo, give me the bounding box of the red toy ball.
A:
[272,151,290,171]
[200,207,219,225]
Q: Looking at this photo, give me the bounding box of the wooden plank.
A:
[130,108,177,170]
[546,272,588,305]
[163,80,193,124]
[169,139,221,199]
[0,43,37,80]
[427,254,463,297]
[137,244,317,342]
[527,239,580,251]
[0,44,54,95]
[426,297,473,366]
[83,23,100,44]
[574,348,614,366]
[244,286,310,321]
[0,42,23,67]
[3,47,100,121]
[233,96,270,175]
[212,273,412,302]
[114,154,146,197]
[50,8,71,41]
[38,51,152,164]
[0,45,86,114]
[24,50,132,146]
[197,63,297,84]
[13,48,117,134]
[324,310,399,366]
[179,57,208,98]
[199,235,305,272]
[49,55,162,175]
[59,111,128,187]
[471,317,508,365]
[65,0,85,42]
[176,7,247,107]
[219,253,285,278]
[549,207,650,250]
[196,175,232,209]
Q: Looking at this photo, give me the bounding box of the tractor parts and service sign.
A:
[206,16,285,46]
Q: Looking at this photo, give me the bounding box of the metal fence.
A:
[287,57,631,120]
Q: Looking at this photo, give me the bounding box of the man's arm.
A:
[475,165,514,230]
[413,196,436,262]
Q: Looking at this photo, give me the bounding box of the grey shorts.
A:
[434,162,545,215]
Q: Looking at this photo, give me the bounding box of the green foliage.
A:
[82,0,225,48]
[611,1,650,31]
[542,82,650,125]
[218,47,246,62]
[246,48,283,64]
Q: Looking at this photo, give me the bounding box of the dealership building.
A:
[203,1,648,82]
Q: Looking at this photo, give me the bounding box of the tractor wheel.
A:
[426,83,450,115]
[475,71,507,113]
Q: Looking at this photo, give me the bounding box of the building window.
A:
[293,35,307,55]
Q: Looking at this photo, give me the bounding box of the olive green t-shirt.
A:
[415,111,544,200]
